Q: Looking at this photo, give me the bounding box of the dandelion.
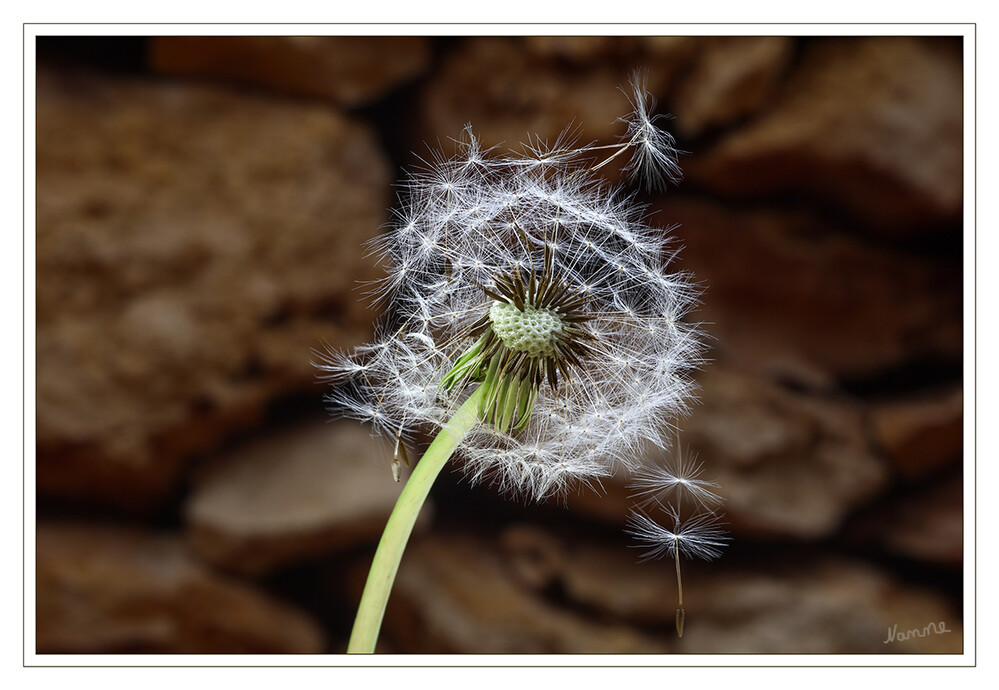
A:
[319,131,702,501]
[628,444,723,512]
[626,507,729,637]
[315,71,720,652]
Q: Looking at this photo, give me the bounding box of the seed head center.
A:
[489,301,563,358]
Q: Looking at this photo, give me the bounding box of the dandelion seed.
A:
[626,507,729,638]
[628,445,723,511]
[626,508,729,563]
[617,69,683,191]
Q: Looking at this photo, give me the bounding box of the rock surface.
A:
[549,535,962,653]
[420,37,692,153]
[684,366,887,537]
[876,473,964,567]
[523,35,699,67]
[36,523,326,653]
[662,198,963,382]
[568,364,888,539]
[150,36,430,106]
[186,420,422,575]
[33,36,966,656]
[670,36,793,137]
[383,531,662,653]
[846,471,964,568]
[872,387,964,480]
[35,67,389,509]
[686,37,963,236]
[382,526,962,653]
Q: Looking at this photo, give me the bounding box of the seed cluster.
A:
[488,302,562,358]
[441,238,602,435]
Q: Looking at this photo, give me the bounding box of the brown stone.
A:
[383,532,663,653]
[36,522,325,653]
[847,471,964,568]
[660,198,963,382]
[150,36,430,106]
[522,36,629,63]
[503,524,962,653]
[873,387,964,480]
[689,366,887,538]
[419,37,691,155]
[382,526,962,653]
[671,36,793,137]
[523,35,699,67]
[879,473,964,567]
[568,364,887,539]
[186,421,426,575]
[686,37,963,236]
[35,67,390,509]
[564,543,962,653]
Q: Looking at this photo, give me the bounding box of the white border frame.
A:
[20,22,977,670]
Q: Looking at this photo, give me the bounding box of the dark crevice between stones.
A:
[350,37,466,182]
[262,388,329,429]
[661,186,965,261]
[35,491,184,531]
[838,356,964,403]
[36,36,150,74]
[259,543,375,653]
[429,460,631,540]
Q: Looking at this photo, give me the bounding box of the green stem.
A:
[347,385,486,653]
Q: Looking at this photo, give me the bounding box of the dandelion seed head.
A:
[318,74,707,502]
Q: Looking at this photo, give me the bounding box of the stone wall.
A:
[34,35,964,654]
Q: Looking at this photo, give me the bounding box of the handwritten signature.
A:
[884,621,952,644]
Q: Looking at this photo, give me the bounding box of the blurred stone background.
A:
[34,35,965,654]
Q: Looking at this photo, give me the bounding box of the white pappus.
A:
[315,73,714,512]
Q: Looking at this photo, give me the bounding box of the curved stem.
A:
[347,385,486,653]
